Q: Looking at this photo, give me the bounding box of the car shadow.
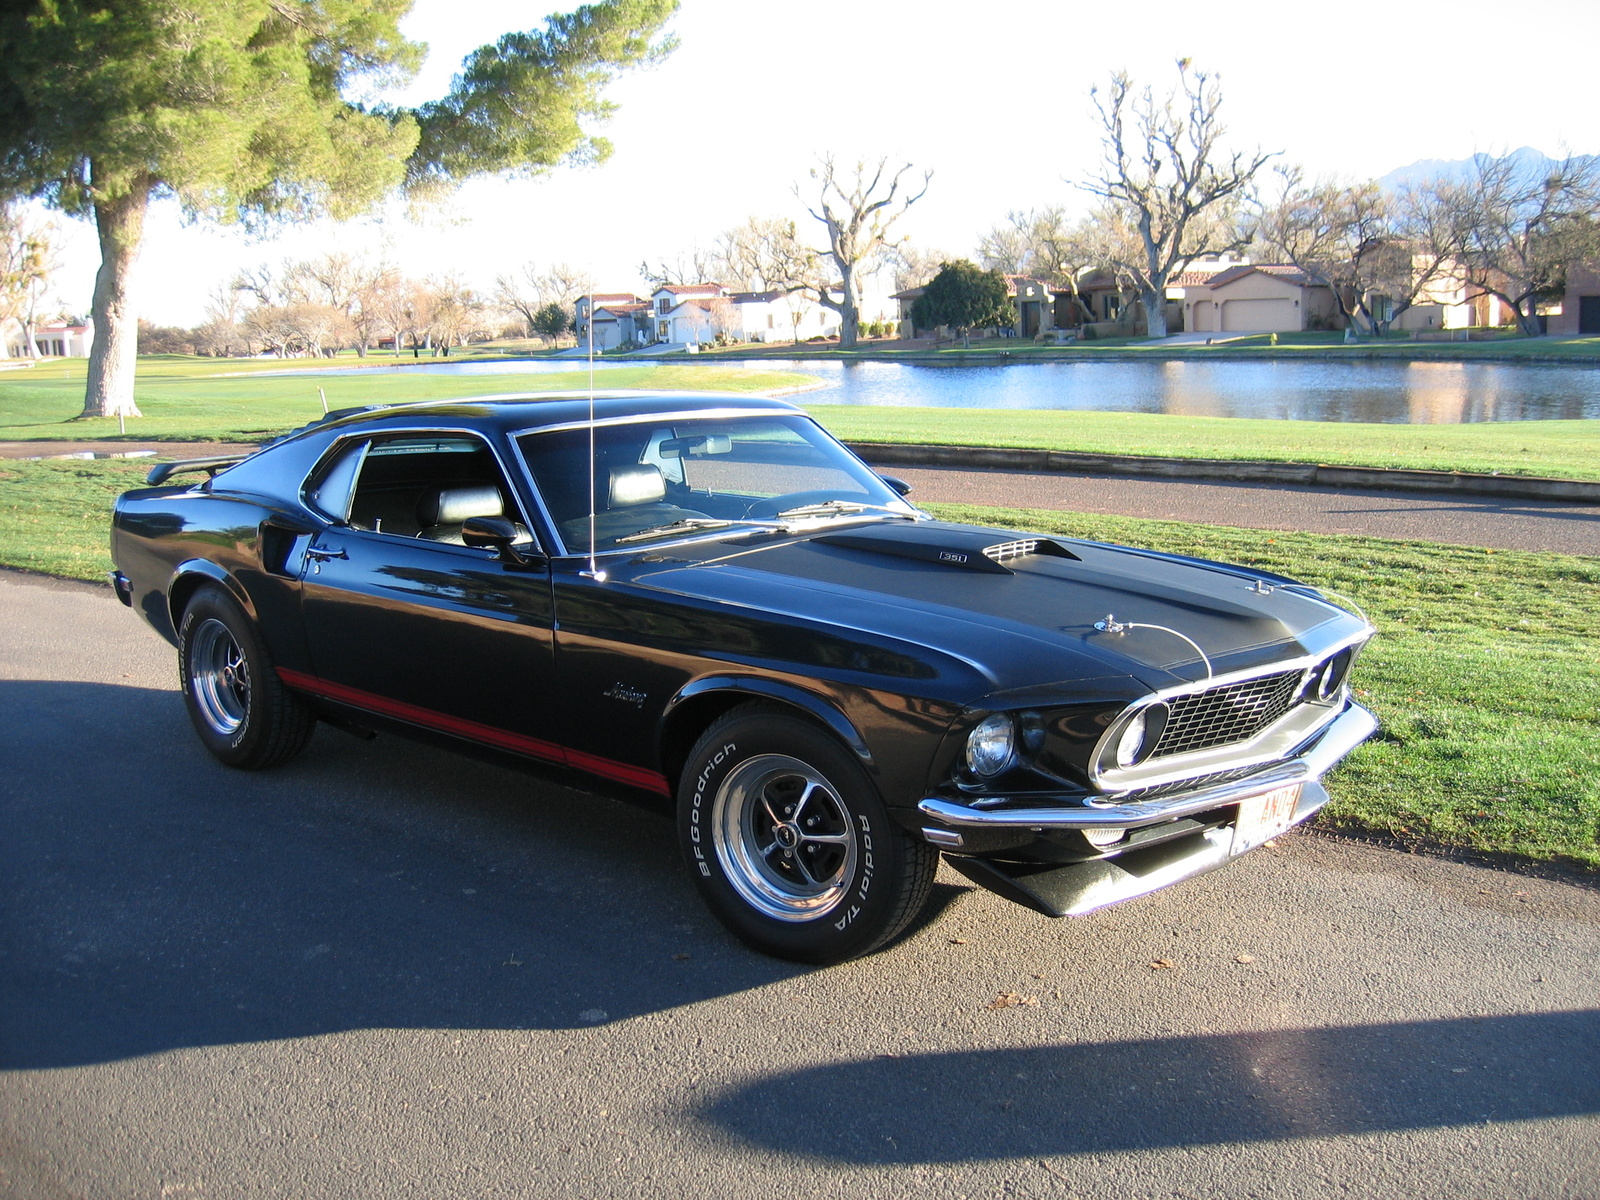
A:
[694,1009,1600,1162]
[1,679,815,1069]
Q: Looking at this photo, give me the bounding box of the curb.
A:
[846,442,1600,504]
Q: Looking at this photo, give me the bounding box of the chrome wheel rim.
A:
[190,618,249,737]
[712,753,857,921]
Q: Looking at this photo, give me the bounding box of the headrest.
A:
[609,464,665,507]
[417,484,503,526]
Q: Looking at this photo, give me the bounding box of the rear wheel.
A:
[677,705,937,964]
[178,586,314,769]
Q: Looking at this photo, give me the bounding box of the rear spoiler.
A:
[146,454,252,486]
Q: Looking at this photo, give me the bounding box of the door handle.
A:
[306,546,348,562]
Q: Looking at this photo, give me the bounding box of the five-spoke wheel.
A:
[178,586,314,769]
[678,704,937,963]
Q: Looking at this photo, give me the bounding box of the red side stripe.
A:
[276,667,670,796]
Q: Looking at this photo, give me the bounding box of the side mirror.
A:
[462,516,542,567]
[877,473,913,498]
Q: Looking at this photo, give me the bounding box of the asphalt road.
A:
[3,570,1598,1200]
[894,466,1600,555]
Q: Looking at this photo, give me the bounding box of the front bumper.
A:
[916,701,1377,917]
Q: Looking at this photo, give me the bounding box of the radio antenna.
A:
[581,270,606,581]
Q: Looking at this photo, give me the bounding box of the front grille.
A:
[1151,668,1304,758]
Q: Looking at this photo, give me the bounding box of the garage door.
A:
[1191,301,1216,332]
[1221,298,1297,331]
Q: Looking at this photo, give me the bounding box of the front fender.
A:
[663,674,875,769]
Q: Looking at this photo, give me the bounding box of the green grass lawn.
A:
[3,455,1594,872]
[0,355,815,443]
[808,406,1600,481]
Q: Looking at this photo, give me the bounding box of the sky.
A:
[37,0,1600,326]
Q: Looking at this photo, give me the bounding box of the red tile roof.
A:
[584,293,642,305]
[656,283,724,296]
[1199,264,1316,289]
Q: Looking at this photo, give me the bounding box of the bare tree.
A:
[496,261,589,336]
[1080,61,1273,337]
[0,205,53,357]
[710,217,820,293]
[1253,169,1465,335]
[639,247,717,288]
[425,275,481,354]
[886,241,953,292]
[1447,152,1600,336]
[799,155,930,347]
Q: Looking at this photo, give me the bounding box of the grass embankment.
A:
[0,355,812,444]
[809,406,1600,482]
[4,455,1595,872]
[705,331,1600,361]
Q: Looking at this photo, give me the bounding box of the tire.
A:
[177,585,314,769]
[677,704,938,964]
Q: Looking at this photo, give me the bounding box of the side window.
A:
[339,433,533,546]
[304,438,368,522]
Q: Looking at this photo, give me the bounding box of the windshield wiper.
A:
[772,500,916,521]
[614,518,784,544]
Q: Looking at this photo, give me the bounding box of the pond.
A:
[286,356,1600,423]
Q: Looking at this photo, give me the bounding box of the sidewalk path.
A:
[895,465,1600,555]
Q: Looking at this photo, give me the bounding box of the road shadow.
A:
[0,679,808,1069]
[696,1009,1600,1162]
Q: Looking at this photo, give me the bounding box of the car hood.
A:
[623,518,1368,702]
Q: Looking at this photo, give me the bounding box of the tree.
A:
[1253,169,1466,336]
[886,241,952,292]
[0,0,678,418]
[711,216,820,293]
[496,261,588,336]
[799,156,930,348]
[909,260,1010,345]
[1079,61,1272,338]
[1448,153,1600,336]
[0,203,53,358]
[532,301,571,342]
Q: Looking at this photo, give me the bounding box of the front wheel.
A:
[677,705,937,964]
[178,586,314,769]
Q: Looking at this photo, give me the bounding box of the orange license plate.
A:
[1232,784,1303,854]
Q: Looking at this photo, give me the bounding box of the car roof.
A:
[285,391,807,445]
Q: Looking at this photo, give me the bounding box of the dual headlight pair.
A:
[962,704,1163,778]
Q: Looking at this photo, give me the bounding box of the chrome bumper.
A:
[918,701,1377,837]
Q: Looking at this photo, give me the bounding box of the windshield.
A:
[517,414,916,554]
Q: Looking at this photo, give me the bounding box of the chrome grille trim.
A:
[1152,668,1304,758]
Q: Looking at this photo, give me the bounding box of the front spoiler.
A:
[920,702,1377,918]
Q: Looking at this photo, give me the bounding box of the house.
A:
[574,293,644,348]
[10,321,92,358]
[893,274,1055,338]
[576,282,854,348]
[1526,260,1598,336]
[1182,264,1340,333]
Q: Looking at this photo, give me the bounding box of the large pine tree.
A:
[0,0,676,417]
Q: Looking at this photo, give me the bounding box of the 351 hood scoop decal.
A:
[815,526,1080,574]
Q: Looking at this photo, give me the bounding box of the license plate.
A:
[1231,784,1303,854]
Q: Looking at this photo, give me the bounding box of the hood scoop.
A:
[815,525,1080,574]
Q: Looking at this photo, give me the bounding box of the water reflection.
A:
[282,356,1600,424]
[757,358,1600,423]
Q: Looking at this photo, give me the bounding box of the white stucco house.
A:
[8,320,92,358]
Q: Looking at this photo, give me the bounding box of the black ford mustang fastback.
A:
[111,392,1376,963]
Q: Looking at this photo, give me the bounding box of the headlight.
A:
[964,713,1016,777]
[1114,702,1168,768]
